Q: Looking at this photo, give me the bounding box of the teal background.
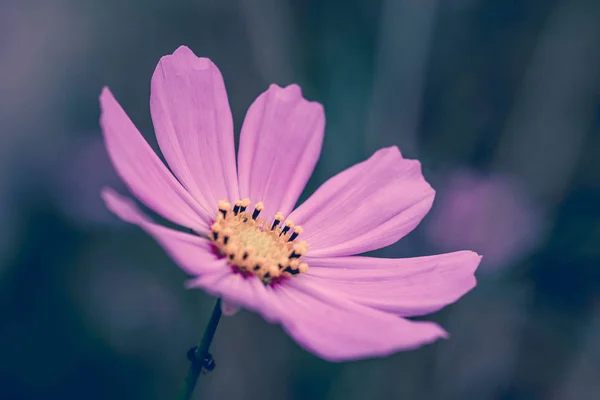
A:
[1,0,600,399]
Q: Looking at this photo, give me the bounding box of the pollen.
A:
[210,199,309,284]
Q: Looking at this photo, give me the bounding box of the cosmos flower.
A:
[100,46,481,361]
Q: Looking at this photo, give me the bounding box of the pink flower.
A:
[100,46,481,361]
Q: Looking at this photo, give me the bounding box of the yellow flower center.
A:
[210,199,309,284]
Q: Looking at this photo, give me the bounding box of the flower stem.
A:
[178,298,223,400]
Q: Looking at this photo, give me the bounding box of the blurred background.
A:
[1,0,599,399]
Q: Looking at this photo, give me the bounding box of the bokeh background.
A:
[1,0,600,399]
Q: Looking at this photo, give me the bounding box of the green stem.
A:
[178,298,223,400]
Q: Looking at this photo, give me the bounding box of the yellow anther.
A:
[227,244,239,259]
[296,240,309,249]
[294,241,309,253]
[218,200,232,211]
[221,228,232,245]
[210,199,310,284]
[251,202,265,220]
[298,263,309,273]
[250,257,264,270]
[281,219,294,236]
[268,264,280,276]
[288,224,304,241]
[292,249,306,258]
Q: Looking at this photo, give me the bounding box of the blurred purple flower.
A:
[425,170,544,272]
[99,46,481,361]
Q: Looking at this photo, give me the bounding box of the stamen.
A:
[271,212,284,230]
[218,200,231,218]
[233,200,242,215]
[268,264,279,278]
[290,241,308,258]
[210,200,309,284]
[280,219,294,236]
[288,225,304,242]
[283,259,301,275]
[253,257,265,272]
[252,202,264,220]
[222,227,231,245]
[210,222,221,240]
[277,257,288,271]
[240,198,251,212]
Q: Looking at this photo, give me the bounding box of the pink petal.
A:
[101,188,222,276]
[303,251,481,317]
[102,187,282,323]
[273,278,447,361]
[100,88,209,233]
[190,269,447,361]
[105,185,448,360]
[220,300,240,316]
[237,84,325,218]
[104,188,446,361]
[187,269,283,325]
[150,46,239,214]
[289,147,435,257]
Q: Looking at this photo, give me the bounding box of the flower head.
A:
[100,46,481,361]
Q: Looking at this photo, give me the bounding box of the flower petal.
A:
[273,278,447,361]
[289,147,435,257]
[303,251,481,317]
[237,84,325,218]
[150,46,239,214]
[100,87,209,232]
[191,271,446,361]
[187,269,283,325]
[103,190,444,361]
[101,188,221,275]
[220,300,240,316]
[104,187,282,323]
